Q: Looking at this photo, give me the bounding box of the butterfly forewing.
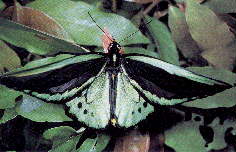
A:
[122,54,233,105]
[115,71,154,128]
[0,53,106,103]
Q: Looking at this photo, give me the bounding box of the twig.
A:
[143,0,162,15]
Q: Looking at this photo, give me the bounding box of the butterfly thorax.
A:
[107,41,122,68]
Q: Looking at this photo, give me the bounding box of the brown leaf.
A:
[1,1,72,41]
[114,129,150,152]
[149,132,165,152]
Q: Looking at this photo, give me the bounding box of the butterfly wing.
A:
[115,71,154,128]
[0,53,112,128]
[0,53,106,103]
[66,71,110,129]
[122,54,233,105]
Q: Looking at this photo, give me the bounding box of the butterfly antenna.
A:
[118,20,152,44]
[88,12,113,41]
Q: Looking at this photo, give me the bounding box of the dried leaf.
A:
[186,0,236,70]
[1,1,72,41]
[114,129,150,152]
[149,133,165,152]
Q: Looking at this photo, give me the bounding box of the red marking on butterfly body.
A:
[101,28,124,54]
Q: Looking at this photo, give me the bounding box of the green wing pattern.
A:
[0,53,106,103]
[115,71,154,128]
[66,71,110,129]
[122,54,233,105]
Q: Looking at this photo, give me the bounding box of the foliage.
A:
[0,0,236,151]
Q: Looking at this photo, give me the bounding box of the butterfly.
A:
[0,18,233,129]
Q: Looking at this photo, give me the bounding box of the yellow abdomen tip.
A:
[111,118,117,126]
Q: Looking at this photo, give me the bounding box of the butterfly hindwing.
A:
[122,54,233,105]
[0,53,106,103]
[115,70,154,128]
[66,71,110,129]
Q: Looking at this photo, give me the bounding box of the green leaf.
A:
[144,16,179,65]
[188,67,236,86]
[77,134,110,152]
[49,135,81,152]
[165,114,236,152]
[76,138,97,152]
[43,126,78,148]
[204,0,236,13]
[0,18,87,55]
[28,0,149,46]
[186,0,236,70]
[207,118,236,150]
[44,126,77,141]
[0,40,21,73]
[0,40,22,109]
[0,85,22,109]
[80,0,101,6]
[6,54,74,77]
[168,6,201,58]
[175,0,205,2]
[16,96,72,122]
[165,114,207,152]
[43,126,108,152]
[182,67,236,109]
[175,0,236,13]
[0,107,17,124]
[146,43,156,53]
[0,0,5,12]
[124,47,159,58]
[93,134,111,152]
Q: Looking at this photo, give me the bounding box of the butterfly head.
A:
[102,28,124,55]
[108,41,122,54]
